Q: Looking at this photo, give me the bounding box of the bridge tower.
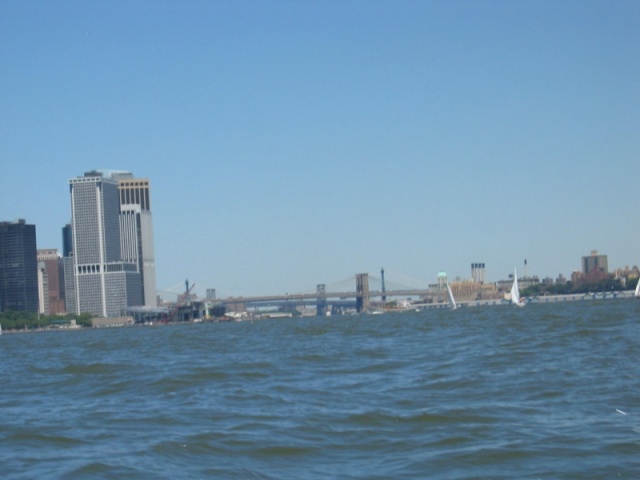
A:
[316,284,327,316]
[355,273,370,313]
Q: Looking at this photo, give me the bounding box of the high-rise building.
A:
[37,259,49,315]
[62,223,73,257]
[0,219,39,313]
[37,249,65,315]
[117,176,157,307]
[60,223,73,311]
[66,171,142,317]
[582,250,608,276]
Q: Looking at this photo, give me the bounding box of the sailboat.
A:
[510,268,525,307]
[446,282,457,310]
[635,279,640,299]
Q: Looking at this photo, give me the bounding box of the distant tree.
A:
[0,310,93,330]
[73,313,93,327]
[521,276,626,297]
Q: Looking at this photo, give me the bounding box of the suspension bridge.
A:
[208,270,435,313]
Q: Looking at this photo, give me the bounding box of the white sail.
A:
[446,282,457,310]
[510,268,523,306]
[635,279,640,298]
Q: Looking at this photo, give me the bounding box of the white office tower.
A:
[117,175,157,307]
[67,171,142,317]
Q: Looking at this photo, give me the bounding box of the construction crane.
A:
[163,279,196,323]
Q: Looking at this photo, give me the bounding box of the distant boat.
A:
[510,268,525,307]
[446,282,457,310]
[635,279,640,299]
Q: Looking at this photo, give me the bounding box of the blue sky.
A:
[1,1,639,298]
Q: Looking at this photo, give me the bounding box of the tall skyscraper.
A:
[66,171,142,317]
[117,176,157,307]
[0,219,39,313]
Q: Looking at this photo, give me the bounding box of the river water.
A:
[1,299,639,479]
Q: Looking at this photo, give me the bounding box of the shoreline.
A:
[1,290,637,335]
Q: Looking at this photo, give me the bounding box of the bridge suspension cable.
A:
[325,275,356,292]
[376,270,429,290]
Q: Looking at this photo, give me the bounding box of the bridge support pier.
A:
[356,273,370,313]
[316,284,327,316]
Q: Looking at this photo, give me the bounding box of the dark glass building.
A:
[0,219,39,312]
[62,223,73,258]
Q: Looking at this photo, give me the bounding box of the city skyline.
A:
[1,212,636,320]
[1,2,639,298]
[2,205,635,303]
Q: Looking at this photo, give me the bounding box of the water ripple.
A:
[1,300,640,478]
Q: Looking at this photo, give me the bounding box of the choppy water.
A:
[1,299,639,479]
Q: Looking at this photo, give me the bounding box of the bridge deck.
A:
[215,290,429,305]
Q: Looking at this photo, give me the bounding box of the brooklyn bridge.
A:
[211,270,435,314]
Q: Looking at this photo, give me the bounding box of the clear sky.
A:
[1,1,639,298]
